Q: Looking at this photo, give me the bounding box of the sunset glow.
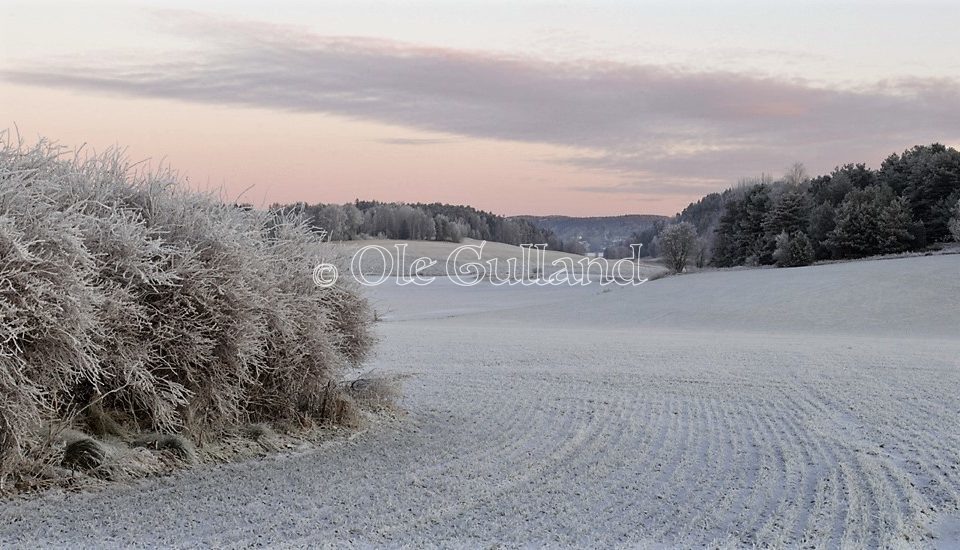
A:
[3,1,959,215]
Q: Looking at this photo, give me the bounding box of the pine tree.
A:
[876,196,914,254]
[710,184,775,266]
[807,202,836,259]
[878,144,960,242]
[826,185,913,258]
[764,189,810,238]
[712,197,746,267]
[739,184,774,265]
[773,231,814,267]
[948,199,960,242]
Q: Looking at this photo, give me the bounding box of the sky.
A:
[2,1,959,216]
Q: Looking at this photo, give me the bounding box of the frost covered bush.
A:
[659,222,698,273]
[0,134,373,489]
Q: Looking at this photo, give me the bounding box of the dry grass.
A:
[131,433,196,463]
[59,431,107,472]
[345,372,407,411]
[0,132,376,493]
[240,422,275,442]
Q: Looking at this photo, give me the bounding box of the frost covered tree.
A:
[807,202,836,259]
[773,231,814,267]
[783,162,810,187]
[712,183,774,266]
[764,188,810,238]
[684,143,959,266]
[288,201,558,246]
[878,144,960,243]
[826,185,913,258]
[659,222,698,273]
[950,199,960,242]
[314,204,349,240]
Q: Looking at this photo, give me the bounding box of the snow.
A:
[2,254,959,547]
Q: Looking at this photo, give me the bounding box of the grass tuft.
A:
[60,433,106,472]
[240,423,275,442]
[131,434,196,464]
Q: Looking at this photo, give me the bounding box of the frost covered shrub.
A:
[0,134,373,488]
[659,222,698,273]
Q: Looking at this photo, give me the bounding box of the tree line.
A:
[272,200,588,253]
[607,144,960,270]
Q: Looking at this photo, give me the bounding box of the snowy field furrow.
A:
[1,255,959,547]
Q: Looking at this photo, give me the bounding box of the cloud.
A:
[569,180,725,196]
[4,12,959,197]
[373,137,461,146]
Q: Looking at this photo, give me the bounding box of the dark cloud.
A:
[4,13,959,196]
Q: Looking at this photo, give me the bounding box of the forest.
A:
[605,144,960,267]
[274,200,588,253]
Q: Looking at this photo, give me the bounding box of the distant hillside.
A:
[271,200,581,251]
[516,215,668,252]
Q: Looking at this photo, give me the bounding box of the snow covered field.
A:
[2,255,959,547]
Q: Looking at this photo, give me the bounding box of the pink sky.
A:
[2,2,959,216]
[2,84,649,215]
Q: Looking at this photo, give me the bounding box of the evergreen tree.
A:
[712,195,748,267]
[764,188,810,237]
[878,144,960,242]
[773,231,814,267]
[950,199,960,242]
[807,202,836,260]
[711,185,773,267]
[826,185,913,258]
[738,184,775,265]
[833,163,877,190]
[877,196,914,253]
[809,174,848,207]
